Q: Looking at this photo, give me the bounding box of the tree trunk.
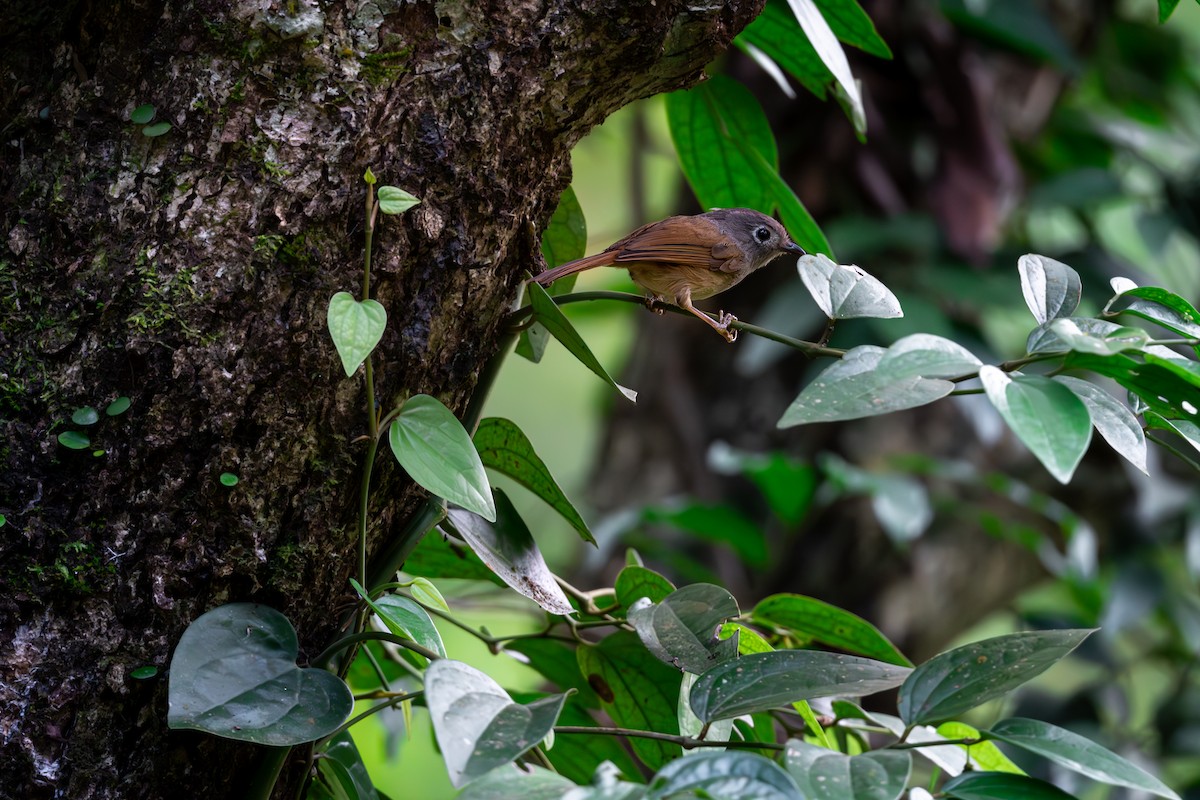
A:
[0,1,761,796]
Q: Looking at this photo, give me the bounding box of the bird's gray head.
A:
[707,208,806,271]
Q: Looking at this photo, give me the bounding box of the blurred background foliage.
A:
[361,0,1200,796]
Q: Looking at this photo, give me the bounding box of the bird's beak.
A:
[785,241,806,256]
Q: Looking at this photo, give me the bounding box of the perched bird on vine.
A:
[532,208,805,342]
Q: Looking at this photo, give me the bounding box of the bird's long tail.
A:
[531,251,617,285]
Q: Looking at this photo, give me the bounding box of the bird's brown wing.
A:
[611,220,747,273]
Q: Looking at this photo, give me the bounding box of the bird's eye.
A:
[754,226,772,243]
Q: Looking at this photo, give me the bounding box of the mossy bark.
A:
[0,0,762,796]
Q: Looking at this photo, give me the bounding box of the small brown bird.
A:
[532,208,805,342]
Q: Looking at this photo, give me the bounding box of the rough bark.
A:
[0,0,762,796]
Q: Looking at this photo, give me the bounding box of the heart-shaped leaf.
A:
[984,718,1180,799]
[1018,254,1082,324]
[390,394,496,522]
[327,292,387,377]
[446,490,572,615]
[898,629,1094,726]
[628,584,740,673]
[798,253,902,319]
[980,367,1092,483]
[689,650,911,723]
[784,739,911,800]
[647,750,803,800]
[425,659,569,788]
[615,565,676,609]
[130,103,156,124]
[943,772,1077,800]
[167,603,353,745]
[376,185,420,215]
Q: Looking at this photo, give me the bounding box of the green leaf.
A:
[1158,0,1182,23]
[446,490,573,615]
[979,367,1092,483]
[521,187,589,362]
[130,103,155,124]
[504,639,601,708]
[389,394,496,521]
[1046,319,1148,356]
[779,334,980,426]
[752,593,911,666]
[219,472,239,487]
[403,576,450,612]
[722,622,775,656]
[363,167,377,185]
[167,603,353,745]
[425,659,569,788]
[615,565,676,609]
[740,2,833,97]
[643,503,767,567]
[577,630,682,770]
[1054,376,1148,475]
[666,75,778,213]
[130,665,158,680]
[1146,412,1200,458]
[937,721,1025,774]
[142,121,172,137]
[942,772,1078,800]
[1066,351,1200,419]
[835,703,971,776]
[690,650,911,723]
[985,718,1181,799]
[628,583,741,674]
[647,751,803,800]
[349,578,446,660]
[525,279,636,402]
[1018,254,1082,324]
[1112,285,1200,339]
[105,396,131,416]
[316,731,381,800]
[799,254,902,319]
[474,417,593,544]
[1027,317,1127,354]
[454,767,577,800]
[327,292,388,377]
[376,185,420,215]
[57,431,90,449]
[71,406,99,425]
[788,0,866,135]
[403,529,503,584]
[784,739,910,800]
[814,0,892,58]
[897,628,1094,726]
[708,445,817,525]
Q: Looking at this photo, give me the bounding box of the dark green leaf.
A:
[942,772,1079,800]
[327,292,387,377]
[130,665,158,680]
[167,603,353,745]
[980,368,1092,484]
[390,394,496,521]
[1018,254,1082,324]
[474,417,593,544]
[898,629,1094,726]
[105,396,131,416]
[1113,285,1200,339]
[504,639,600,707]
[985,718,1180,799]
[425,659,569,788]
[1146,412,1200,458]
[740,2,832,96]
[376,185,420,215]
[615,565,676,609]
[57,431,90,449]
[789,0,866,134]
[525,280,636,402]
[317,731,380,800]
[349,579,446,660]
[784,739,910,800]
[142,122,172,137]
[666,75,777,213]
[690,650,911,723]
[455,768,578,800]
[577,631,682,769]
[447,490,573,615]
[403,529,503,585]
[814,0,892,57]
[647,750,803,800]
[1066,351,1200,419]
[1158,0,1182,22]
[71,406,99,425]
[753,593,911,666]
[628,584,741,673]
[940,0,1080,72]
[130,103,155,124]
[521,186,588,362]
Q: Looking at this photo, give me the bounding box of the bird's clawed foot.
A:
[645,295,668,316]
[716,311,738,343]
